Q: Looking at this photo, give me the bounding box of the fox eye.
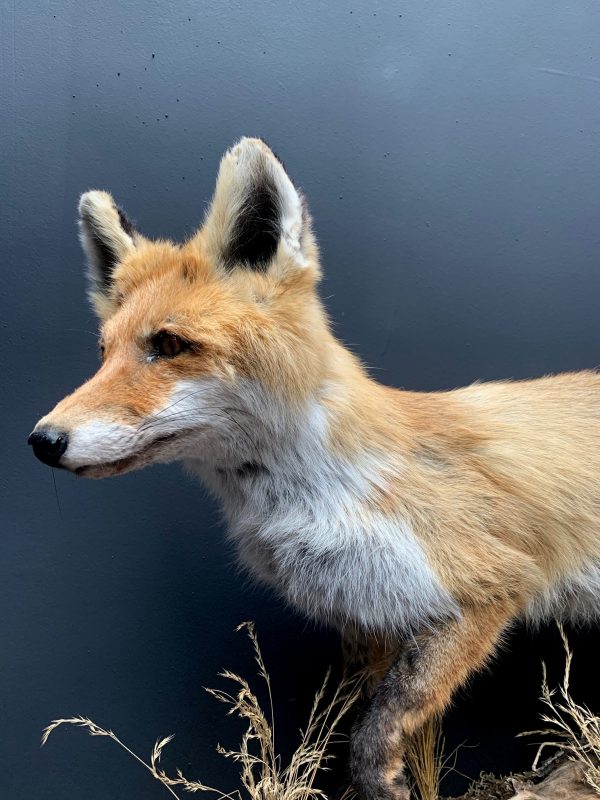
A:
[151,331,188,360]
[99,341,106,361]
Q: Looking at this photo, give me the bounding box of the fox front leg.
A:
[349,602,517,800]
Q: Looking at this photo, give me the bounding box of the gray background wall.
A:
[2,1,600,797]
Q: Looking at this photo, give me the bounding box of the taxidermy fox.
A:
[30,138,600,800]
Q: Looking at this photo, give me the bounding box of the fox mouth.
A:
[72,432,189,478]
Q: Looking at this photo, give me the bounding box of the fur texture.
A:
[31,137,600,800]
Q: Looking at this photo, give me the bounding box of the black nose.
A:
[28,429,69,467]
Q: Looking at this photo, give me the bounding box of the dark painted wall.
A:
[2,2,600,797]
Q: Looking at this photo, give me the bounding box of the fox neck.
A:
[185,338,457,635]
[188,336,384,504]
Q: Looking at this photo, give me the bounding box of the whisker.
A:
[124,383,268,461]
[51,468,62,516]
[221,412,261,461]
[138,404,254,434]
[137,406,261,459]
[145,387,212,421]
[139,400,259,432]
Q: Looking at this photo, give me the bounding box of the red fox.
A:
[30,137,600,800]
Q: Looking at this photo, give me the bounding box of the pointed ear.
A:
[78,191,137,313]
[200,138,317,276]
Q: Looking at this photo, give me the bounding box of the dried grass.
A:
[405,714,467,800]
[45,621,600,800]
[405,715,446,800]
[42,622,363,800]
[521,623,600,796]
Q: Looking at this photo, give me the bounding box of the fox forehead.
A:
[102,245,253,344]
[110,239,204,298]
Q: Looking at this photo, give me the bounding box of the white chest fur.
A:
[189,392,458,636]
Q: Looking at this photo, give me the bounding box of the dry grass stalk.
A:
[405,714,466,800]
[522,623,600,795]
[405,715,445,800]
[42,621,363,800]
[41,718,227,799]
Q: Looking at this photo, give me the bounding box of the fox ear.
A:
[200,137,316,275]
[78,191,137,305]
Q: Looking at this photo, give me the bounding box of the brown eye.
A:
[150,331,188,360]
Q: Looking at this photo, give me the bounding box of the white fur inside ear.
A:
[78,190,135,289]
[271,158,306,267]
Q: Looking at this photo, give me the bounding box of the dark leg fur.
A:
[350,644,419,800]
[349,603,518,800]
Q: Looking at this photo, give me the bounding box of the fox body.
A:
[31,138,600,800]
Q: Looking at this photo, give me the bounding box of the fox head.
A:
[29,138,335,478]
